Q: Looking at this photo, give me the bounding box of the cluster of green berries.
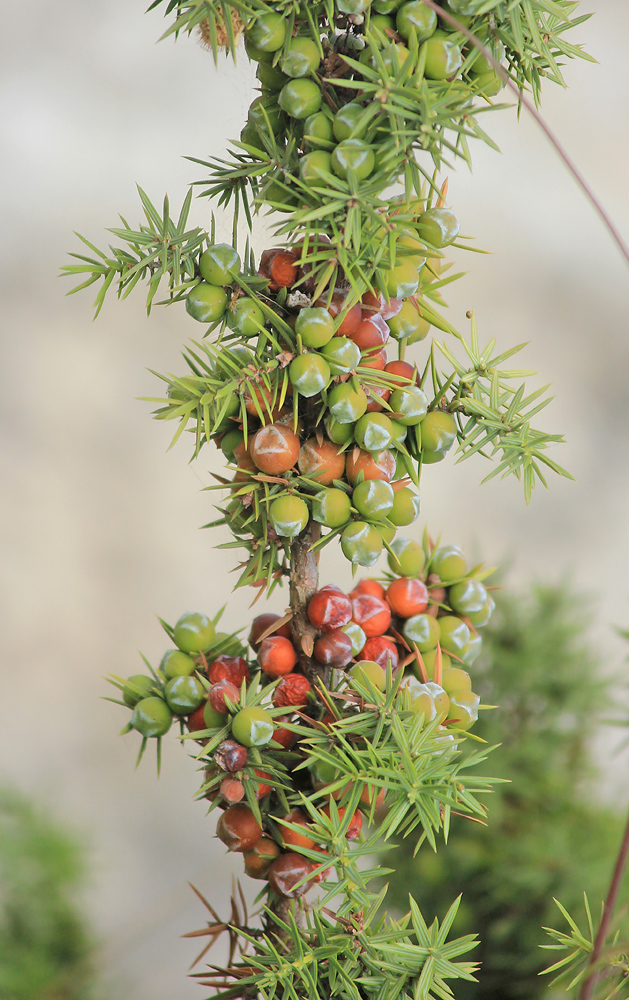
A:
[241,0,505,200]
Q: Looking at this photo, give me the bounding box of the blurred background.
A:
[1,1,628,997]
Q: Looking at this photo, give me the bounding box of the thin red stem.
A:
[579,808,629,1000]
[420,0,629,267]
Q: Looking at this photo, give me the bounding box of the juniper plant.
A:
[64,2,628,999]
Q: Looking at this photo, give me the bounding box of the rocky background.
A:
[1,2,628,997]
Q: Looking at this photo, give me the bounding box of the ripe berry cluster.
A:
[110,531,493,894]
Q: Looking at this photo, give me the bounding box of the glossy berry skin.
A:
[269,496,309,538]
[341,522,383,567]
[209,679,240,715]
[123,674,155,707]
[421,411,457,455]
[351,594,392,637]
[216,803,263,853]
[317,290,362,336]
[331,139,375,180]
[449,579,488,616]
[289,354,331,397]
[421,33,463,80]
[333,102,369,141]
[387,299,429,341]
[215,739,248,772]
[328,382,368,424]
[410,685,436,722]
[131,697,173,738]
[258,636,297,677]
[346,448,396,485]
[448,691,480,731]
[441,666,472,696]
[303,112,334,147]
[351,579,386,600]
[186,282,228,323]
[296,307,334,348]
[354,413,394,453]
[386,577,429,618]
[341,620,367,656]
[270,251,299,287]
[417,207,460,248]
[229,297,264,336]
[243,836,281,880]
[396,1,437,40]
[220,777,244,804]
[273,673,311,708]
[385,359,416,384]
[389,386,429,425]
[174,612,216,654]
[247,12,286,51]
[362,636,399,669]
[300,150,333,185]
[385,260,420,299]
[403,613,441,652]
[165,676,205,715]
[250,424,300,475]
[279,79,322,119]
[387,538,425,577]
[249,613,292,650]
[314,629,354,668]
[308,590,353,632]
[280,809,316,851]
[350,660,386,691]
[298,438,346,486]
[425,681,450,721]
[351,312,389,351]
[430,545,466,582]
[352,479,395,520]
[268,854,315,898]
[208,655,250,687]
[231,706,275,747]
[321,337,361,374]
[467,596,495,628]
[273,723,298,749]
[199,244,241,285]
[389,486,420,527]
[280,37,321,77]
[256,60,289,90]
[438,616,471,656]
[312,488,352,528]
[461,634,483,666]
[187,702,210,732]
[204,701,228,730]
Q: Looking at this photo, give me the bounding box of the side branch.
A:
[579,808,629,1000]
[421,0,629,267]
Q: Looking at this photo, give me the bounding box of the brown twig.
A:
[579,809,629,1000]
[420,0,629,267]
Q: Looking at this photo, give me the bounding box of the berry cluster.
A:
[242,1,505,200]
[109,532,493,895]
[181,233,460,574]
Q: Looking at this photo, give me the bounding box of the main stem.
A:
[579,808,629,1000]
[264,520,323,944]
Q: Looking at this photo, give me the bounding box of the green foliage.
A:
[384,583,628,1000]
[198,889,480,1000]
[541,895,629,1000]
[0,787,96,1000]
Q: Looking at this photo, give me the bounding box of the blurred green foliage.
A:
[0,788,96,1000]
[385,584,628,1000]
